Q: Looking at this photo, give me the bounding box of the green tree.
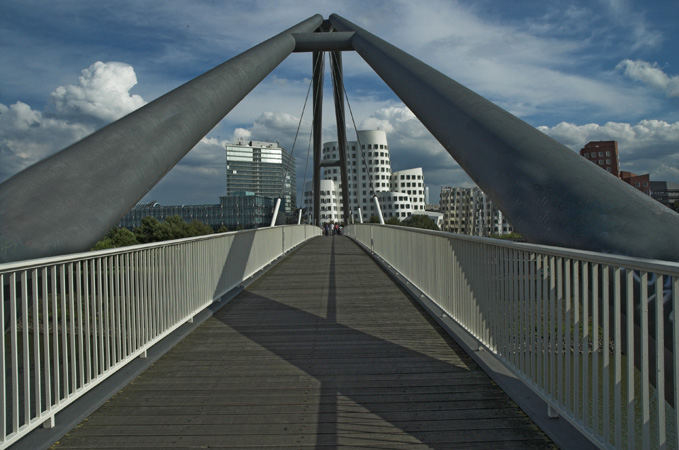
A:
[400,214,439,230]
[216,225,229,233]
[135,216,162,243]
[489,232,525,242]
[368,215,381,223]
[92,227,138,250]
[187,220,213,237]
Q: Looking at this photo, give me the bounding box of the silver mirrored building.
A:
[225,140,296,215]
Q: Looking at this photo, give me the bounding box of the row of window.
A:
[323,144,389,152]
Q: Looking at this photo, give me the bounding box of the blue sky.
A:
[1,0,678,207]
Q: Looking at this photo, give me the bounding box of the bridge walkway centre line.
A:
[51,235,553,449]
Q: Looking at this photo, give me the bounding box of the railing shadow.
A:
[212,236,545,448]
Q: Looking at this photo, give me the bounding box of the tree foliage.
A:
[400,214,439,230]
[92,227,139,250]
[92,216,219,250]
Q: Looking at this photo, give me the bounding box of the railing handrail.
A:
[0,224,321,448]
[346,223,679,449]
[0,224,316,273]
[367,224,679,275]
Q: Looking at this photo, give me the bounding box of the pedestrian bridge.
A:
[2,224,678,449]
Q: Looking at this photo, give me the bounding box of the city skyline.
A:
[1,1,678,207]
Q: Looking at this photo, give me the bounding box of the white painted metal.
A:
[373,196,384,224]
[270,198,281,227]
[358,208,363,224]
[297,208,302,225]
[345,224,679,449]
[0,224,320,448]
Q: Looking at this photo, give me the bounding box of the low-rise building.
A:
[439,186,513,237]
[119,192,280,230]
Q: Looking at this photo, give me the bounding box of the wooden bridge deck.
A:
[52,235,553,449]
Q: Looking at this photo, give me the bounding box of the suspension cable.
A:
[280,52,323,213]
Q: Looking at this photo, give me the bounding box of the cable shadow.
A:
[213,236,549,448]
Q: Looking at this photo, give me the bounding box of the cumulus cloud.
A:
[538,119,679,180]
[0,101,92,180]
[49,61,146,123]
[616,59,679,97]
[0,61,146,182]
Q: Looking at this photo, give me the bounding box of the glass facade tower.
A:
[225,140,296,214]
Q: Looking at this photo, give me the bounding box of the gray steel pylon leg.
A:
[329,13,679,261]
[0,15,323,263]
[312,50,324,227]
[330,51,351,225]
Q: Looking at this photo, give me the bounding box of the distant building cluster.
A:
[580,140,678,208]
[303,130,427,224]
[439,186,513,237]
[120,140,296,230]
[118,192,281,230]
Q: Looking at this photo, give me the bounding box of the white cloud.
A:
[0,62,146,182]
[538,119,679,181]
[616,59,679,97]
[49,61,146,123]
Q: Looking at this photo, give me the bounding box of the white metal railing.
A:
[0,224,320,448]
[346,224,679,449]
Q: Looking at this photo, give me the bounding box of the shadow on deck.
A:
[51,236,553,449]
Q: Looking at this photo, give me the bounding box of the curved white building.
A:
[304,130,427,224]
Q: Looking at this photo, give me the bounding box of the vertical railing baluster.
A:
[115,255,122,362]
[655,274,666,448]
[602,265,609,442]
[626,269,635,449]
[76,263,84,390]
[613,267,622,449]
[516,251,528,376]
[68,263,76,395]
[32,268,41,417]
[103,255,110,371]
[536,255,543,391]
[59,265,69,399]
[21,271,31,424]
[9,273,18,434]
[573,260,580,420]
[557,258,563,406]
[565,259,571,411]
[543,255,549,394]
[126,251,132,354]
[641,272,650,448]
[97,258,104,373]
[41,267,51,418]
[549,256,556,400]
[582,261,589,427]
[673,275,679,450]
[51,267,59,406]
[83,261,91,385]
[0,274,6,439]
[592,263,599,434]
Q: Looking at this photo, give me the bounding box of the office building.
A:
[580,140,651,195]
[303,130,426,223]
[225,140,296,215]
[439,186,513,236]
[119,192,280,230]
[580,141,619,175]
[651,181,679,208]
